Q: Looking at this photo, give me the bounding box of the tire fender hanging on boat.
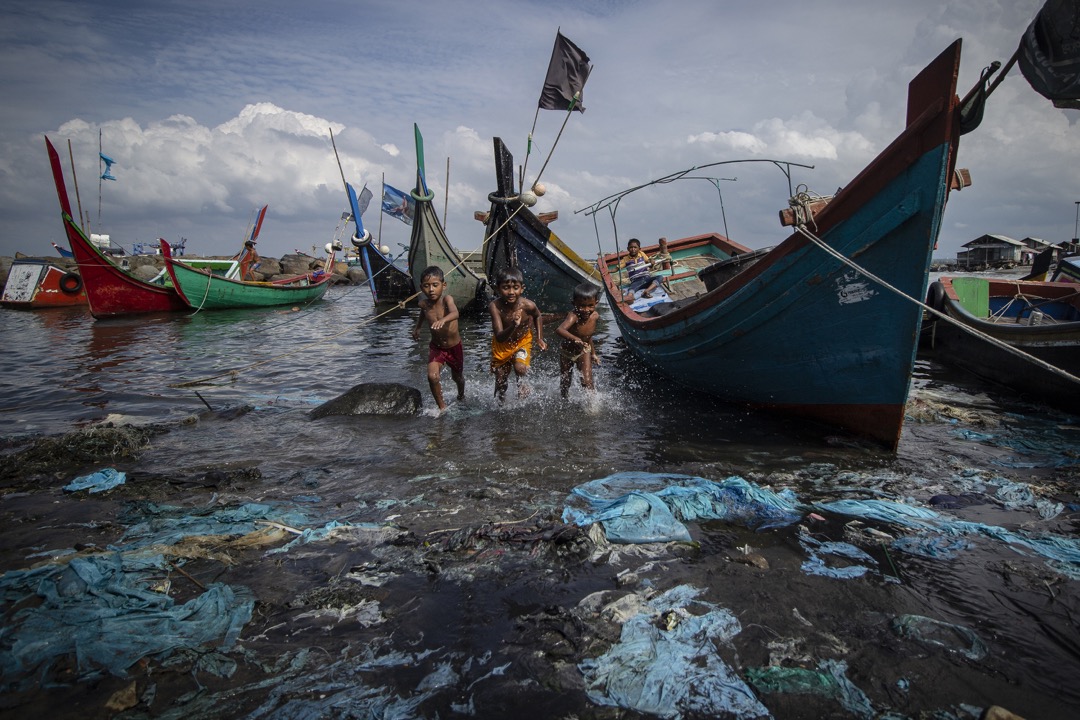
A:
[351,230,372,248]
[59,272,83,294]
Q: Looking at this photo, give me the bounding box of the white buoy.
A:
[380,245,390,255]
[532,182,546,197]
[325,242,334,254]
[519,191,538,207]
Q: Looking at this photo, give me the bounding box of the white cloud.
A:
[1,0,1076,261]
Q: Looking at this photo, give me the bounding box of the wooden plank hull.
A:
[925,276,1080,410]
[1051,256,1080,284]
[482,137,600,312]
[45,137,189,318]
[357,243,414,305]
[406,125,487,311]
[161,240,332,309]
[599,41,964,450]
[1,260,87,309]
[344,180,415,306]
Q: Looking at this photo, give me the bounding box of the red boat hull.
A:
[1,261,88,309]
[45,137,189,318]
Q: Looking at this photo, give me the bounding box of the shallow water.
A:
[1,285,1078,719]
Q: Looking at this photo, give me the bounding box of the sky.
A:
[1,0,1077,264]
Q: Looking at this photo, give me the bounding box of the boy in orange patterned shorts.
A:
[489,267,546,401]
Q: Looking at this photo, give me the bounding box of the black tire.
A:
[926,281,946,312]
[59,272,83,294]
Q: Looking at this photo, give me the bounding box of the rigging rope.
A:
[794,225,1080,388]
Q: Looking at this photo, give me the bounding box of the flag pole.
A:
[521,107,542,187]
[328,127,348,193]
[378,173,385,247]
[531,94,578,187]
[444,156,450,229]
[67,139,86,231]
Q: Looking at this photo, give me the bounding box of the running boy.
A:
[411,266,465,410]
[489,267,546,401]
[556,282,601,398]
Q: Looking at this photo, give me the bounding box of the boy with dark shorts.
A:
[556,282,601,398]
[411,266,465,410]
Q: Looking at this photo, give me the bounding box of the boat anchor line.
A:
[794,224,1080,389]
[170,205,531,392]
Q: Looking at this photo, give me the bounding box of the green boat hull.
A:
[162,239,332,310]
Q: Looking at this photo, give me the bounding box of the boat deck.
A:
[619,254,714,312]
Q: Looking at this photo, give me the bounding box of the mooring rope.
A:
[787,186,831,233]
[795,224,1080,388]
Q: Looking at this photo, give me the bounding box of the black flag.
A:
[1018,0,1080,110]
[538,31,592,112]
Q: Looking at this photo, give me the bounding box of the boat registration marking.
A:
[835,271,877,305]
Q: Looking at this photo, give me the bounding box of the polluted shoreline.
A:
[1,395,1078,720]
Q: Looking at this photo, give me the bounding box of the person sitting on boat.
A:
[489,267,546,402]
[618,238,661,299]
[237,240,259,281]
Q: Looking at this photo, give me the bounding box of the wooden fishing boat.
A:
[481,137,600,312]
[45,136,190,318]
[1,258,87,309]
[924,275,1080,411]
[590,41,967,450]
[1050,255,1080,284]
[160,239,334,310]
[406,124,488,311]
[345,182,414,305]
[51,242,74,259]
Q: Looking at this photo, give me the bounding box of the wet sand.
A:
[1,409,1077,720]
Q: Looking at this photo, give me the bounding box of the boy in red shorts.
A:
[411,266,465,411]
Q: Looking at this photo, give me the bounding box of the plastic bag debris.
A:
[798,535,875,579]
[563,472,802,543]
[564,473,1080,579]
[892,614,988,661]
[0,553,253,686]
[746,659,876,718]
[579,584,770,718]
[62,467,126,493]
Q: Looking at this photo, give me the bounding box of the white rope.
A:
[787,186,832,231]
[794,225,1080,388]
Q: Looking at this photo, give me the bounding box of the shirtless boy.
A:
[556,282,601,398]
[411,266,465,410]
[489,267,546,401]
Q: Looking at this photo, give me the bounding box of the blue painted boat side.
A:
[499,218,598,311]
[482,136,599,312]
[611,142,951,410]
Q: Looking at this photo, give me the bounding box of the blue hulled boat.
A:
[482,137,600,313]
[591,41,967,450]
[344,182,415,306]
